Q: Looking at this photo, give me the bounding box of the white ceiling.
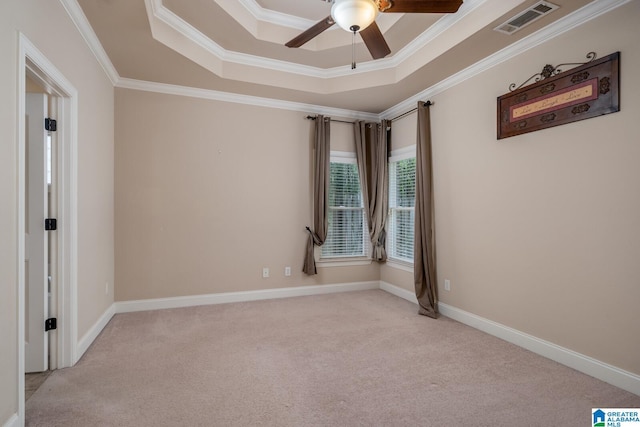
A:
[76,0,600,114]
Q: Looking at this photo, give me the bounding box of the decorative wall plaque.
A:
[497,52,619,140]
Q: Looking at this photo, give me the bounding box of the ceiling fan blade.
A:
[285,16,335,48]
[379,0,463,13]
[360,21,391,60]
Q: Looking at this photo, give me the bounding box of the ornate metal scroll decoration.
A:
[508,52,597,92]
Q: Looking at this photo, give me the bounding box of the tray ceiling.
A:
[77,0,598,113]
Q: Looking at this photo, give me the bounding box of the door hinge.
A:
[45,218,57,231]
[45,118,57,132]
[45,318,57,331]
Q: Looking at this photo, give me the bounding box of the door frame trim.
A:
[17,32,78,423]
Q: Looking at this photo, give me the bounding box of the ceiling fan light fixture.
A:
[331,0,378,33]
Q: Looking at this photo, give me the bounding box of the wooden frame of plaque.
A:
[497,52,619,140]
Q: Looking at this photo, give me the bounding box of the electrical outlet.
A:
[444,279,451,291]
[285,266,291,277]
[262,267,269,278]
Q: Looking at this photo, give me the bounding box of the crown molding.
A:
[144,0,502,92]
[115,78,380,121]
[145,0,403,93]
[63,0,629,122]
[58,0,489,88]
[117,0,630,123]
[147,0,324,78]
[234,0,319,30]
[380,0,632,120]
[58,0,120,85]
[388,0,488,69]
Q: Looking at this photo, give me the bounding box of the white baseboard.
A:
[114,281,380,314]
[76,303,116,363]
[379,280,417,303]
[438,302,640,397]
[379,281,640,397]
[70,280,640,397]
[2,413,18,427]
[73,282,378,369]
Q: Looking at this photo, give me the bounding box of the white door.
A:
[25,93,49,373]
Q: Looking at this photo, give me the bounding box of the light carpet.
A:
[26,290,639,426]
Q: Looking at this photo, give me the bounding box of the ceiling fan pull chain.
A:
[351,30,357,69]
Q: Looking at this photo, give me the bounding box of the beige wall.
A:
[383,1,640,375]
[0,0,114,422]
[115,89,378,301]
[0,4,18,420]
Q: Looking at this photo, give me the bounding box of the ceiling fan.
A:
[285,0,464,63]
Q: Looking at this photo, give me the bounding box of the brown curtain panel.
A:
[354,120,389,261]
[414,102,438,318]
[303,115,330,275]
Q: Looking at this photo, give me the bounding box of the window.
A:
[388,148,416,264]
[321,152,370,259]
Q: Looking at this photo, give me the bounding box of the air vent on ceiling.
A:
[494,1,559,35]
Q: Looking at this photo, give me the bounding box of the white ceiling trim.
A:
[146,0,401,93]
[59,0,120,85]
[116,0,630,123]
[116,77,380,121]
[145,0,523,93]
[385,0,506,82]
[146,0,299,72]
[393,0,485,57]
[59,0,629,122]
[381,0,632,120]
[234,0,320,30]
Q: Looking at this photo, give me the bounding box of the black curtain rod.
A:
[305,115,355,124]
[305,101,432,125]
[390,101,433,122]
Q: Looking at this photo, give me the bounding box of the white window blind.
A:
[321,153,370,259]
[388,148,416,264]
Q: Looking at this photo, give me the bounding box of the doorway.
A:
[24,88,55,400]
[25,89,53,374]
[18,33,79,423]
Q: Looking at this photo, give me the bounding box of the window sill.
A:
[317,257,372,268]
[385,259,414,273]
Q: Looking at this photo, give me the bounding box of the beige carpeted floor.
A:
[26,290,639,426]
[25,371,51,401]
